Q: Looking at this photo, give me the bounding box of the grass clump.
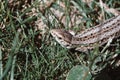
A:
[0,0,120,80]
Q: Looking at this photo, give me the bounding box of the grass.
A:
[0,0,120,80]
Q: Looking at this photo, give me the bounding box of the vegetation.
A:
[0,0,120,80]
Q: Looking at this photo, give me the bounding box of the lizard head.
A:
[50,29,73,49]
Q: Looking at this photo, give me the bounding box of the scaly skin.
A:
[50,15,120,52]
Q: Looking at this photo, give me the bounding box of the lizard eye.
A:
[58,37,62,40]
